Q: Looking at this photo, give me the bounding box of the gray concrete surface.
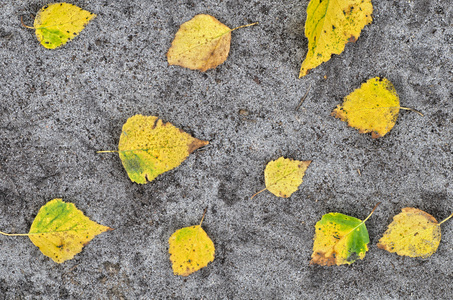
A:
[0,0,452,299]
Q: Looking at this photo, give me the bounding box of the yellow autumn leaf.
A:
[332,77,406,138]
[22,3,96,49]
[0,199,111,263]
[167,14,257,71]
[377,208,453,258]
[168,210,215,276]
[299,0,373,77]
[98,115,208,184]
[311,204,379,266]
[252,157,311,199]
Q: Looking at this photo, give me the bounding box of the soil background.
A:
[0,0,452,299]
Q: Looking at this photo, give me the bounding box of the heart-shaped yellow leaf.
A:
[99,115,208,184]
[168,213,215,276]
[29,199,111,263]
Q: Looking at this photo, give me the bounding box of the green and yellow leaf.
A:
[168,212,215,276]
[0,199,111,263]
[300,0,373,77]
[377,208,453,258]
[29,3,96,49]
[99,115,208,184]
[311,204,378,266]
[252,157,311,199]
[332,77,400,138]
[167,14,257,71]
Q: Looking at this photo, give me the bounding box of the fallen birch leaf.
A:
[252,157,311,199]
[332,77,421,138]
[168,209,215,276]
[0,199,111,263]
[311,203,379,266]
[167,14,257,71]
[98,115,208,184]
[377,208,453,258]
[300,0,373,77]
[22,3,96,49]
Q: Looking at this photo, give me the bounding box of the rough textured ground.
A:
[0,0,452,299]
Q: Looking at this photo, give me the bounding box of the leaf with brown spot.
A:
[168,209,215,276]
[0,199,111,263]
[311,204,379,266]
[97,115,208,184]
[299,0,373,77]
[167,14,257,72]
[377,208,453,258]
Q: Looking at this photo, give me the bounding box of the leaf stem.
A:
[96,150,118,153]
[199,207,208,226]
[439,212,453,226]
[231,22,259,32]
[362,202,381,223]
[20,16,34,29]
[250,188,267,200]
[0,231,29,236]
[400,107,423,116]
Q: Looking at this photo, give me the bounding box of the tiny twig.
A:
[296,83,312,111]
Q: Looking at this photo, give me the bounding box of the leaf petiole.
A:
[250,187,267,200]
[439,212,453,226]
[362,202,381,223]
[20,16,35,29]
[0,231,29,236]
[399,107,424,116]
[231,22,259,32]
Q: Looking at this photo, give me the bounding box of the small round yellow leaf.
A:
[168,225,215,276]
[264,157,311,198]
